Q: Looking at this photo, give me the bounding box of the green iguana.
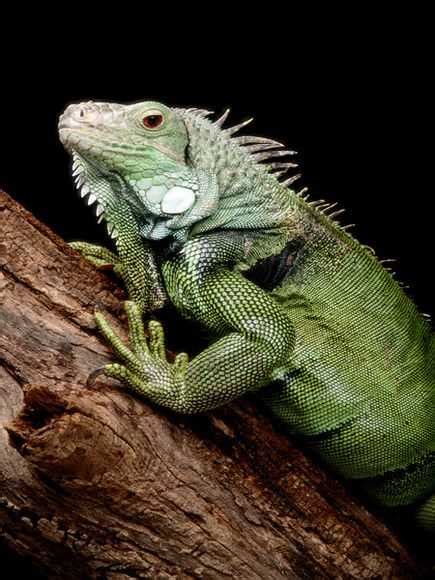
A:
[58,100,435,531]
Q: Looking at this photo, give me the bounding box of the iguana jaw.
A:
[68,151,122,240]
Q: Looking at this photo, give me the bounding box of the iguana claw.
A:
[86,366,110,388]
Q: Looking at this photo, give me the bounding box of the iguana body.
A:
[59,100,435,530]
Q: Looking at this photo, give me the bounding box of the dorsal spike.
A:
[252,152,282,163]
[328,208,346,219]
[223,117,254,135]
[195,109,214,118]
[309,198,325,207]
[214,108,231,127]
[341,223,355,231]
[323,202,338,212]
[273,149,297,156]
[363,244,377,255]
[245,142,284,154]
[234,136,285,147]
[379,258,397,265]
[254,149,297,162]
[281,173,302,187]
[268,161,298,171]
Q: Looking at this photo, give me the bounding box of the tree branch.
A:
[0,189,420,578]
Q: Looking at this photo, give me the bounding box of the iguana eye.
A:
[142,113,164,130]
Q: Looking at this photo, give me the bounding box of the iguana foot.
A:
[70,242,166,314]
[69,241,119,269]
[89,301,189,409]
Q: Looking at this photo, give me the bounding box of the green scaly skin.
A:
[59,100,435,531]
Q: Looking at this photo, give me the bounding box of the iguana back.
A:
[255,196,435,511]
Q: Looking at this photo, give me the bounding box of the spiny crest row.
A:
[185,107,300,184]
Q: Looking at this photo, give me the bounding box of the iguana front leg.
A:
[70,239,164,313]
[91,269,295,414]
[70,200,166,314]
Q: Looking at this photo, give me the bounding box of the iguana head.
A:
[59,100,298,243]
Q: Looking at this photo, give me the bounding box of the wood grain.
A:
[0,189,421,578]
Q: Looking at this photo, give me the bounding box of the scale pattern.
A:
[58,99,435,531]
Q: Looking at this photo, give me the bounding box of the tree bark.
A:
[0,189,423,579]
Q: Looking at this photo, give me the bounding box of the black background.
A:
[1,25,432,319]
[0,11,433,576]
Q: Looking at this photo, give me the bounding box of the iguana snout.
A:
[59,101,123,138]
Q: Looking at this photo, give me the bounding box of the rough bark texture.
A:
[0,189,425,578]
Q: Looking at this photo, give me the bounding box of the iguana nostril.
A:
[80,109,85,118]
